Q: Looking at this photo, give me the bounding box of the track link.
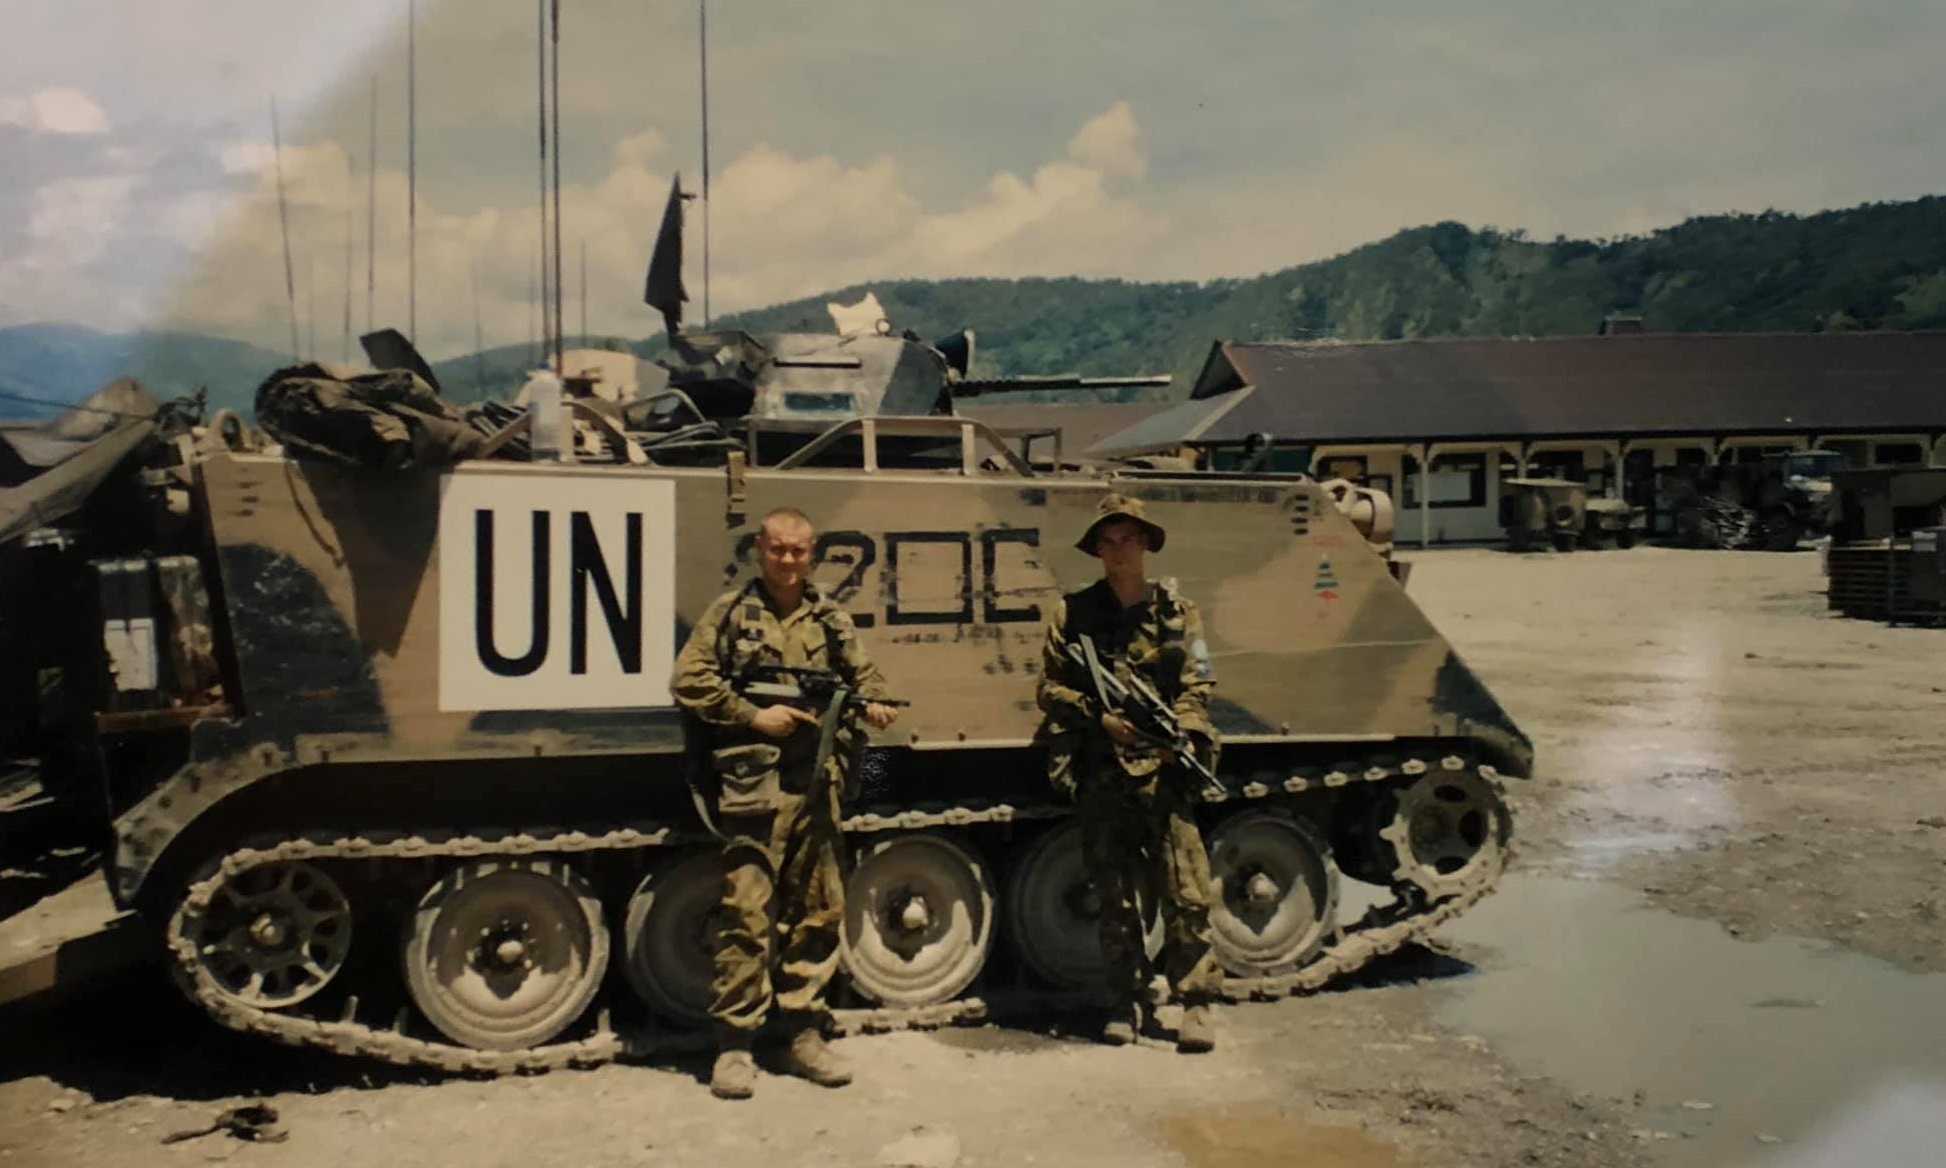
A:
[162,753,1512,1074]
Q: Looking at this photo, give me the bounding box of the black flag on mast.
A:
[644,174,691,338]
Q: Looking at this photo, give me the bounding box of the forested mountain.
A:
[680,196,1946,399]
[9,196,1946,417]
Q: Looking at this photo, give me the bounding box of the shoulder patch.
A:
[1189,636,1214,679]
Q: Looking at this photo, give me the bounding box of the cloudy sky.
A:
[2,0,1944,360]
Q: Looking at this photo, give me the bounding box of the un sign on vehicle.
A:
[437,471,678,712]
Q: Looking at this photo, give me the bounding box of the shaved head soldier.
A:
[1034,493,1223,1052]
[671,506,899,1099]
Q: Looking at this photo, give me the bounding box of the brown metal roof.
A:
[1139,332,1946,450]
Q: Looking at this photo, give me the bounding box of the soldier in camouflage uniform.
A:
[671,506,900,1100]
[1034,494,1224,1053]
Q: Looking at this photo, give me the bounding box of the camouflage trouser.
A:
[1075,769,1223,1008]
[708,775,846,1036]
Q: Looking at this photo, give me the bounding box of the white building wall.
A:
[1395,453,1509,544]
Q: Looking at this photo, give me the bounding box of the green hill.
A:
[0,324,289,419]
[12,195,1946,418]
[667,195,1946,400]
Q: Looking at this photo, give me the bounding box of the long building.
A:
[1087,328,1946,545]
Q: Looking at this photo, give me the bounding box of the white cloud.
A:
[611,130,667,170]
[138,101,1165,359]
[24,175,140,268]
[1065,101,1143,181]
[7,0,1946,360]
[0,87,111,135]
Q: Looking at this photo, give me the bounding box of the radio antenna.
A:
[341,162,353,361]
[549,0,565,374]
[699,0,711,328]
[366,74,377,335]
[471,259,487,396]
[535,0,552,368]
[406,0,418,342]
[270,96,300,361]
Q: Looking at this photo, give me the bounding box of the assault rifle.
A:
[1064,634,1223,799]
[741,665,910,713]
[738,666,907,807]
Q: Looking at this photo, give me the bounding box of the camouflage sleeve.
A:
[669,593,762,727]
[828,608,894,702]
[1172,598,1216,740]
[1035,599,1094,731]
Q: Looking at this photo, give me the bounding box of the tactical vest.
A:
[1042,576,1205,795]
[698,582,858,818]
[1059,576,1193,707]
[711,582,850,686]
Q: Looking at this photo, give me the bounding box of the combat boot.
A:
[782,1025,852,1087]
[1175,1004,1215,1054]
[710,1032,758,1100]
[1100,1001,1142,1046]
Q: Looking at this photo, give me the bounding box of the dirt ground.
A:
[3,545,1940,1168]
[1406,546,1946,975]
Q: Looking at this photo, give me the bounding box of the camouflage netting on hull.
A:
[254,365,490,471]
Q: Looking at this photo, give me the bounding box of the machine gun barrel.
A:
[950,374,1172,399]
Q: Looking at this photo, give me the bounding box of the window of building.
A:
[1873,442,1925,466]
[1402,455,1488,508]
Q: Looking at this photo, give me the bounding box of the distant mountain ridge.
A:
[9,195,1946,419]
[682,195,1946,398]
[0,324,289,419]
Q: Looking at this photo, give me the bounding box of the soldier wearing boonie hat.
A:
[1073,493,1168,555]
[1034,492,1223,1053]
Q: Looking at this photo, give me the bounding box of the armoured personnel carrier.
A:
[2,382,1529,1071]
[2,185,1529,1072]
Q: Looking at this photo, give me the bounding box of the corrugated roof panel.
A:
[1084,390,1256,456]
[1193,332,1946,444]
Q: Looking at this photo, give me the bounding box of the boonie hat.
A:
[1077,492,1167,555]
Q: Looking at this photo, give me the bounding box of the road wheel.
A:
[1206,809,1340,975]
[1002,821,1161,990]
[841,831,995,1006]
[621,848,725,1028]
[402,858,609,1050]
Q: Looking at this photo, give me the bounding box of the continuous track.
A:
[163,751,1512,1075]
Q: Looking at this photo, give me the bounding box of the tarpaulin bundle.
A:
[254,363,488,471]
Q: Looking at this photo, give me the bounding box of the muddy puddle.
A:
[1160,1104,1398,1168]
[925,1025,1072,1055]
[1433,874,1946,1166]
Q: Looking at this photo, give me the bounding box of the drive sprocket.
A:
[1376,765,1512,900]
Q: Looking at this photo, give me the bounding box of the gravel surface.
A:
[6,544,1938,1168]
